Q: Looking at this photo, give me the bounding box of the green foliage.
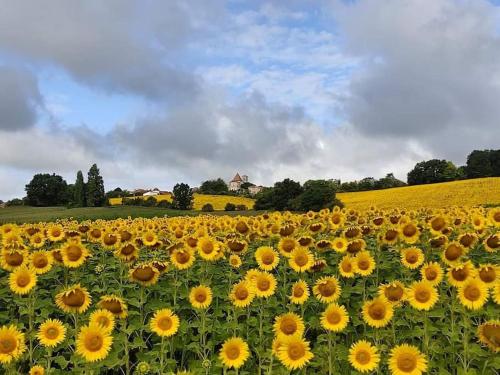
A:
[254,178,303,211]
[86,164,106,207]
[224,202,236,211]
[199,178,229,195]
[235,204,247,211]
[292,179,339,212]
[172,183,193,210]
[466,149,500,178]
[25,173,69,206]
[407,159,459,185]
[73,170,86,207]
[201,203,214,212]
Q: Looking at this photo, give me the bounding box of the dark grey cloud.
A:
[334,0,500,162]
[0,0,225,101]
[0,66,42,131]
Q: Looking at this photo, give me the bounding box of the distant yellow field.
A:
[337,177,500,210]
[109,193,255,210]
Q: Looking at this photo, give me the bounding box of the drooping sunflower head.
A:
[55,284,92,314]
[255,246,279,271]
[477,264,499,286]
[37,319,66,348]
[458,232,478,248]
[477,320,500,353]
[288,247,314,273]
[484,232,500,253]
[389,344,427,375]
[226,238,248,255]
[346,239,366,255]
[276,336,314,371]
[75,324,113,362]
[274,312,305,338]
[30,251,53,274]
[362,297,394,328]
[420,262,443,285]
[89,309,116,333]
[289,280,309,305]
[0,324,26,364]
[114,242,139,262]
[101,230,121,250]
[9,266,37,295]
[407,281,439,311]
[447,262,477,287]
[229,281,255,308]
[379,281,406,305]
[171,248,196,270]
[218,337,250,369]
[348,340,380,373]
[320,303,349,332]
[458,278,488,310]
[98,295,128,319]
[1,249,28,271]
[189,285,213,309]
[442,242,466,266]
[429,215,447,234]
[313,276,341,303]
[129,264,160,287]
[401,247,425,269]
[150,308,180,337]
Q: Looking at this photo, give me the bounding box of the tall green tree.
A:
[25,173,68,206]
[291,179,338,212]
[73,170,86,207]
[172,183,193,210]
[407,159,458,185]
[86,164,105,207]
[199,178,229,195]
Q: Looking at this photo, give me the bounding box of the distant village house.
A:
[228,173,264,195]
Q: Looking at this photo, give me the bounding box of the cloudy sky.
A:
[1,0,500,199]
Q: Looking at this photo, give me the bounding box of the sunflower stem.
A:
[327,331,334,375]
[46,348,52,374]
[122,320,130,375]
[27,291,35,366]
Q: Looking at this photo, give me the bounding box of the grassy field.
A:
[0,206,256,224]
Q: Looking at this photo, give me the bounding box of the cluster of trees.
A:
[24,164,105,207]
[198,178,254,197]
[338,173,406,192]
[254,178,341,212]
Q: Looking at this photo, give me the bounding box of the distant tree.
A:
[172,183,193,210]
[86,164,105,207]
[25,173,69,206]
[407,159,458,185]
[374,173,406,190]
[73,170,86,207]
[202,203,214,212]
[292,180,338,212]
[253,188,275,210]
[199,178,229,195]
[105,187,131,199]
[6,198,24,206]
[271,178,303,211]
[224,202,236,211]
[465,149,500,178]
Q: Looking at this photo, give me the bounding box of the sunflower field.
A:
[0,206,499,375]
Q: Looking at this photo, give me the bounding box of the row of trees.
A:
[254,179,341,212]
[24,164,105,207]
[337,173,406,192]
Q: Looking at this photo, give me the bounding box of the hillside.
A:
[337,177,500,210]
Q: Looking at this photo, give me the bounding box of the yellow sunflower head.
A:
[29,365,45,375]
[339,255,356,278]
[348,340,380,373]
[447,262,477,287]
[288,247,314,273]
[171,248,196,270]
[400,247,424,269]
[389,344,427,375]
[255,246,279,271]
[37,319,66,348]
[229,281,255,308]
[362,297,394,328]
[228,254,242,268]
[313,276,341,303]
[189,285,213,309]
[320,303,349,332]
[89,309,116,333]
[30,251,53,274]
[197,236,221,261]
[379,281,407,305]
[406,281,439,311]
[61,241,91,268]
[278,238,299,258]
[276,336,314,371]
[0,325,26,364]
[458,278,488,310]
[218,337,250,369]
[477,264,499,286]
[55,284,92,314]
[441,242,466,266]
[273,312,305,338]
[98,295,128,319]
[354,251,376,276]
[9,266,37,295]
[289,280,309,305]
[477,320,500,353]
[75,324,113,362]
[150,308,180,337]
[420,262,443,285]
[129,264,160,287]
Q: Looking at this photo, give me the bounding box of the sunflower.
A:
[255,246,279,271]
[379,281,406,305]
[362,297,394,328]
[29,365,45,375]
[141,231,158,247]
[441,242,466,266]
[89,309,116,333]
[320,303,349,332]
[484,233,499,253]
[493,282,500,304]
[29,251,53,274]
[230,281,255,308]
[313,276,341,303]
[9,266,37,295]
[189,285,213,309]
[229,254,242,268]
[289,280,309,305]
[0,325,25,364]
[331,237,348,253]
[226,238,248,255]
[29,232,46,248]
[477,264,499,287]
[381,227,399,245]
[55,284,92,314]
[400,247,424,269]
[429,215,447,235]
[348,340,380,373]
[457,278,488,310]
[0,249,28,271]
[61,242,91,268]
[37,319,66,347]
[101,231,120,250]
[400,222,420,244]
[197,236,221,261]
[76,324,113,362]
[254,272,277,298]
[276,336,314,371]
[129,264,160,286]
[346,239,366,255]
[98,295,128,319]
[218,337,250,369]
[458,232,478,248]
[278,238,299,258]
[354,251,376,276]
[329,212,345,228]
[171,248,195,270]
[114,243,139,262]
[288,248,314,273]
[477,320,499,353]
[389,344,427,375]
[150,308,180,337]
[339,255,356,278]
[273,313,305,338]
[420,262,443,285]
[447,262,476,287]
[406,281,438,311]
[47,225,65,242]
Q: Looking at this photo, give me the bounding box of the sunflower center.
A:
[261,253,275,265]
[479,268,495,283]
[175,251,190,264]
[5,252,24,266]
[464,285,480,301]
[235,286,249,300]
[236,222,249,234]
[452,268,468,281]
[16,273,31,287]
[120,231,132,242]
[281,318,298,335]
[431,217,446,231]
[288,342,306,360]
[318,281,336,297]
[62,289,86,307]
[84,333,104,352]
[482,324,500,343]
[425,268,437,280]
[90,229,101,238]
[257,278,270,291]
[385,286,404,301]
[460,234,474,247]
[368,303,386,320]
[486,236,499,249]
[294,254,308,267]
[405,252,418,263]
[34,255,48,268]
[121,244,135,256]
[341,261,352,272]
[355,350,371,365]
[226,345,240,360]
[51,229,62,237]
[66,245,83,261]
[326,311,341,325]
[133,267,156,282]
[0,336,17,354]
[228,241,245,252]
[293,286,305,298]
[403,224,417,237]
[195,292,207,303]
[158,317,173,331]
[97,316,110,327]
[397,353,417,371]
[385,230,398,241]
[103,234,117,246]
[46,327,59,339]
[100,300,123,314]
[201,242,214,254]
[445,245,462,261]
[281,240,295,253]
[415,288,431,303]
[358,259,370,270]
